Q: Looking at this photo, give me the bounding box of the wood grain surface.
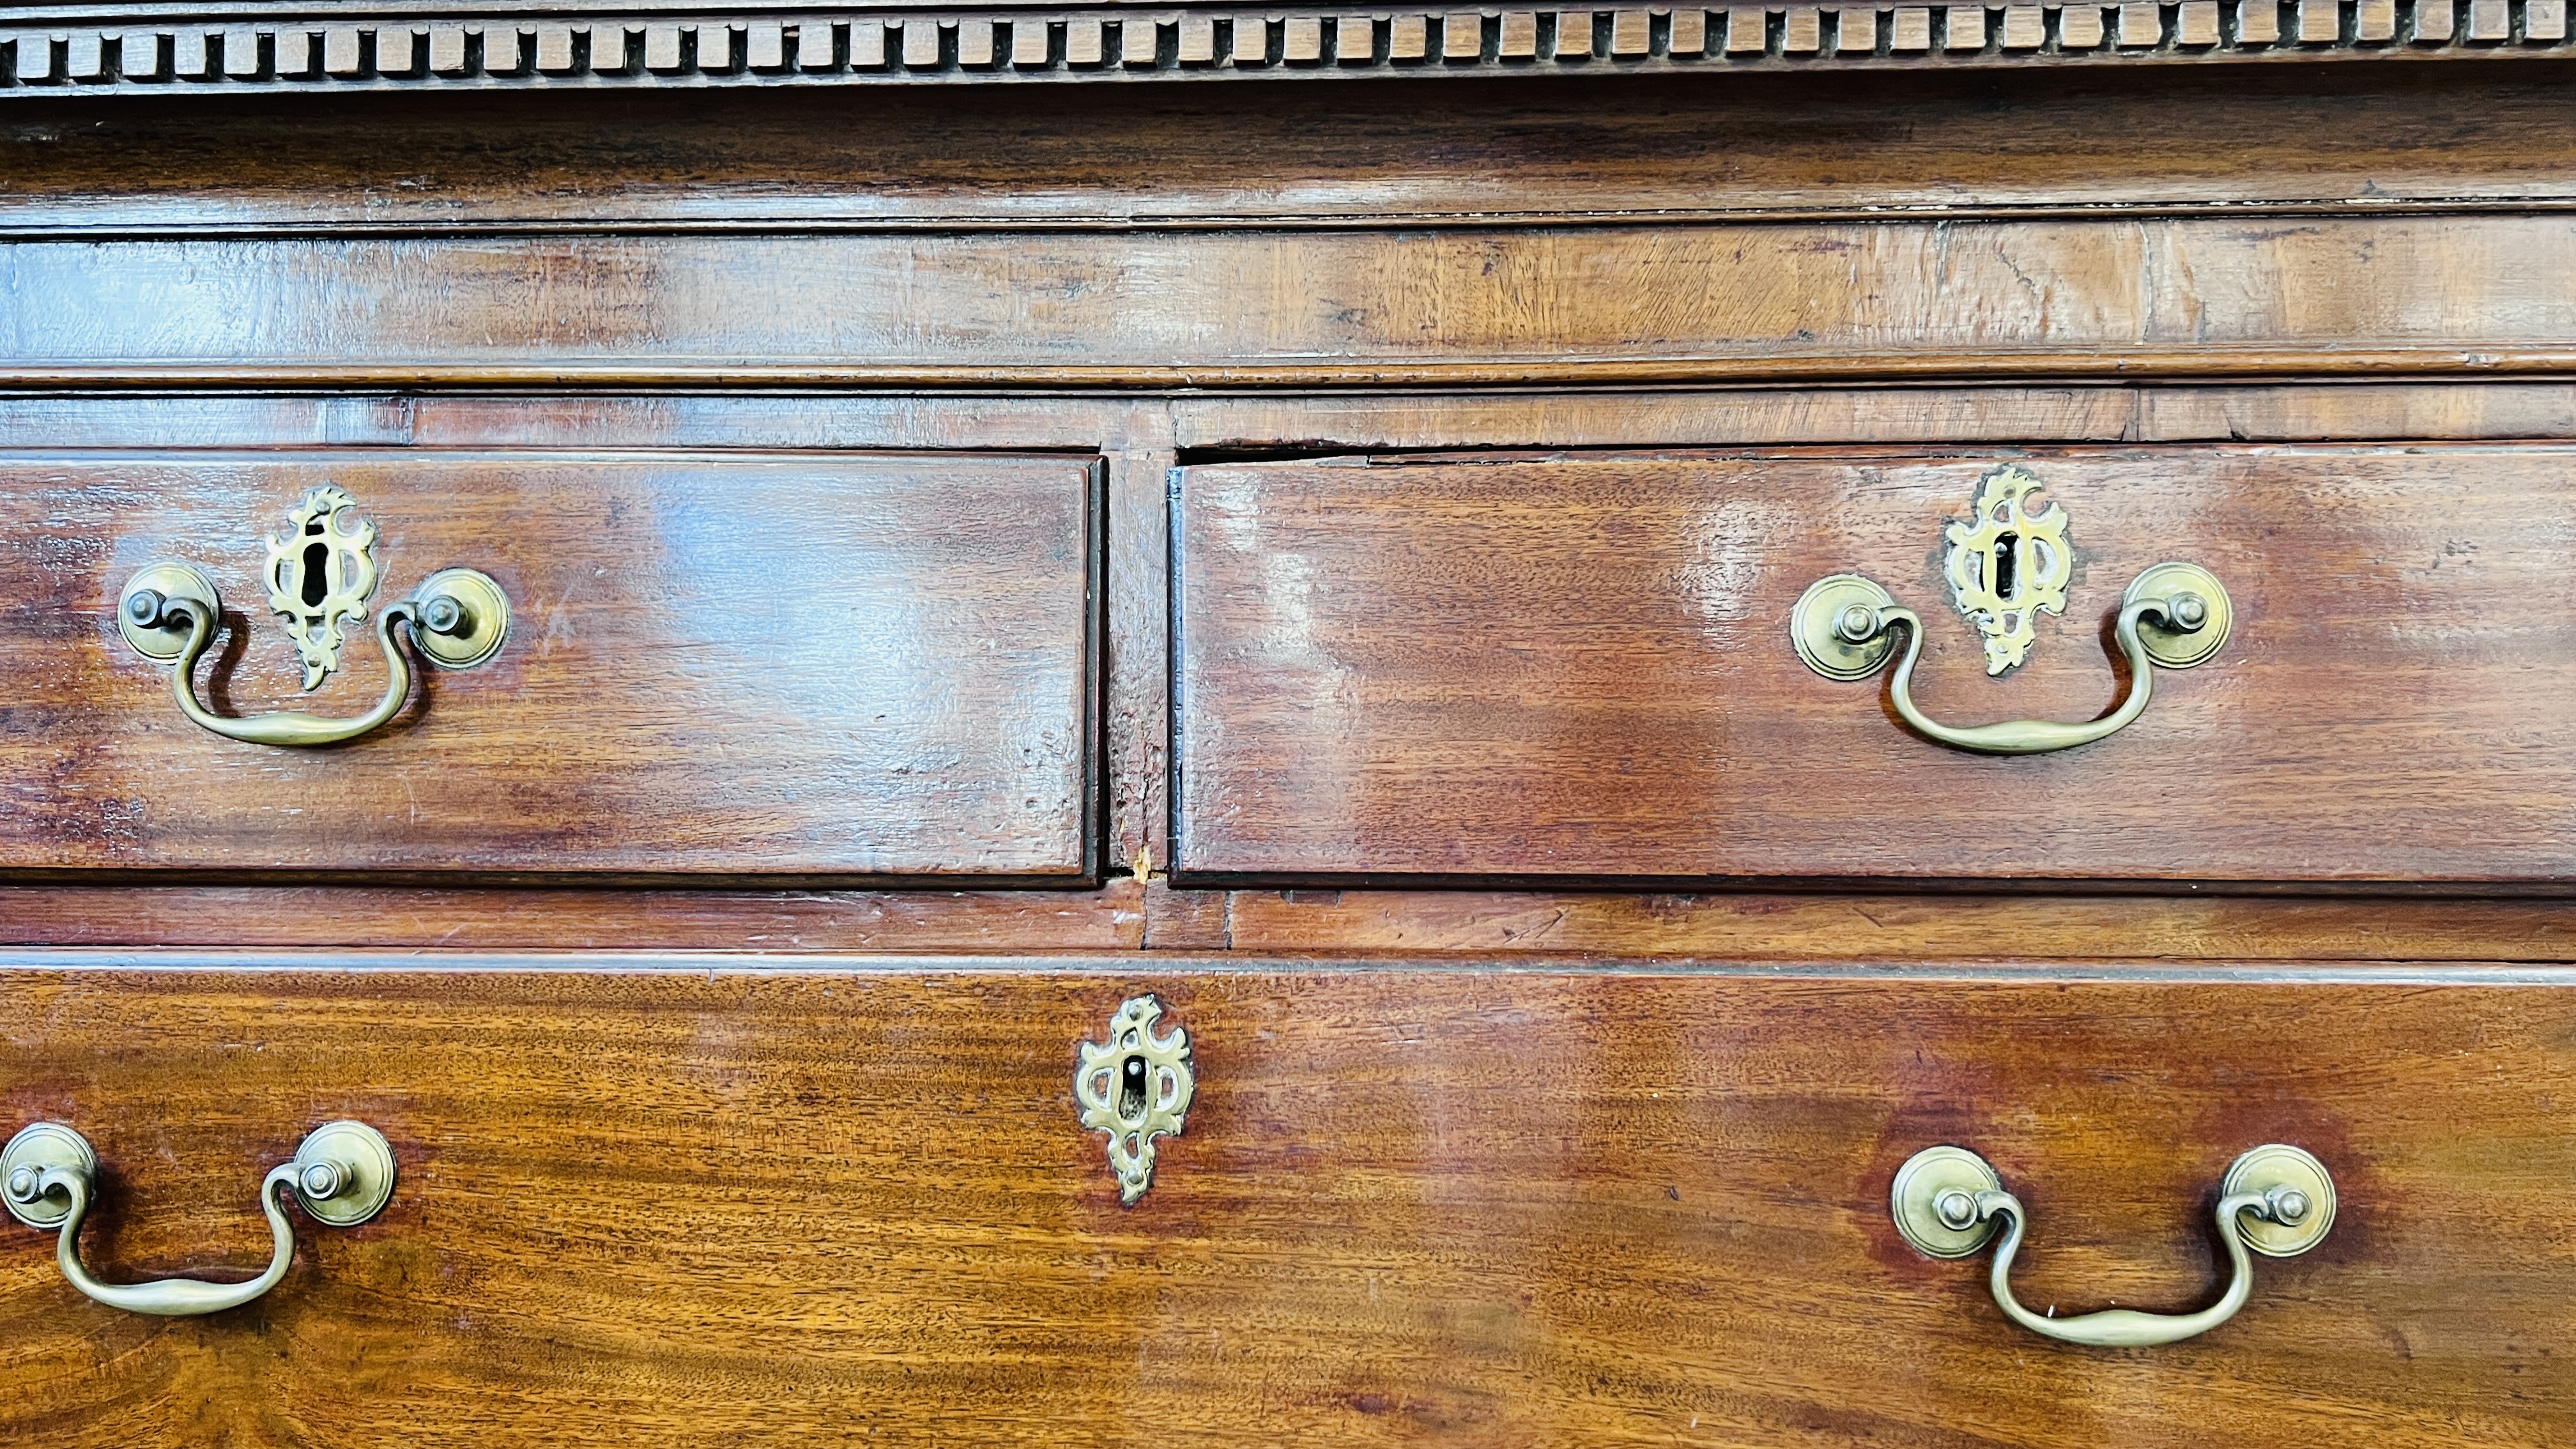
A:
[18,384,2576,458]
[6,67,2576,234]
[0,963,2568,1446]
[10,382,2575,906]
[0,882,1146,951]
[19,882,2576,962]
[0,450,1098,878]
[9,213,2576,386]
[2,59,2569,1446]
[1174,445,2576,884]
[1163,885,2576,962]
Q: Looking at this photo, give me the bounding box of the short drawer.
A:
[0,962,2564,1445]
[0,450,1098,880]
[1173,445,2576,885]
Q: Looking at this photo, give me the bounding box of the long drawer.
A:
[0,450,1100,881]
[0,962,2563,1445]
[1172,445,2576,885]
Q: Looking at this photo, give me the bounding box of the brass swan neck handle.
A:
[118,560,509,748]
[1791,562,2230,756]
[3,1122,395,1317]
[1867,591,2177,755]
[127,575,417,747]
[40,1163,298,1316]
[1892,1144,2335,1349]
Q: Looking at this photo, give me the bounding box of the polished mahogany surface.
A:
[0,450,1099,880]
[3,68,2576,231]
[1174,447,2576,885]
[0,962,2567,1448]
[0,53,2570,1449]
[11,214,2576,387]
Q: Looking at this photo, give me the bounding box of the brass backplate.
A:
[1890,1144,2004,1259]
[264,486,380,690]
[411,568,512,671]
[0,1123,96,1230]
[116,562,222,663]
[291,1120,397,1227]
[2125,560,2234,670]
[1075,995,1195,1204]
[1790,574,1899,682]
[1943,464,2073,677]
[2222,1144,2336,1257]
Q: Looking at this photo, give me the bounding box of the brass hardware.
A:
[406,567,512,671]
[1790,561,2230,755]
[1790,573,1910,684]
[263,485,379,689]
[1888,1144,2005,1260]
[1075,994,1195,1204]
[1892,1142,2334,1348]
[2124,560,2232,669]
[1943,464,2073,675]
[3,1120,395,1317]
[0,1124,92,1232]
[116,489,508,747]
[114,560,224,664]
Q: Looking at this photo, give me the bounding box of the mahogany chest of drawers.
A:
[2,15,2575,1445]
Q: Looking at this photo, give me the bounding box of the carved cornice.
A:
[0,0,2566,94]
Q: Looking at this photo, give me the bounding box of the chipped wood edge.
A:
[0,0,2564,96]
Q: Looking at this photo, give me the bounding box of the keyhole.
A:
[1992,532,2019,602]
[300,541,330,608]
[1117,1054,1149,1122]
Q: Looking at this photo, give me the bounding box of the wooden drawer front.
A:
[0,963,2566,1446]
[0,451,1098,880]
[1174,445,2576,884]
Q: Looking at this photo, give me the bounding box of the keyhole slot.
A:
[299,541,331,608]
[1992,532,2019,602]
[1117,1054,1149,1123]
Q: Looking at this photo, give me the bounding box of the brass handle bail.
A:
[116,562,509,748]
[1791,561,2231,755]
[114,487,507,748]
[1891,1143,2334,1348]
[2,1121,395,1317]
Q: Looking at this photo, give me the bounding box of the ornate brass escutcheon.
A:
[4,1119,395,1317]
[1891,1142,2334,1348]
[1790,467,2232,755]
[116,487,510,747]
[1943,464,2072,677]
[264,485,379,689]
[1075,994,1195,1204]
